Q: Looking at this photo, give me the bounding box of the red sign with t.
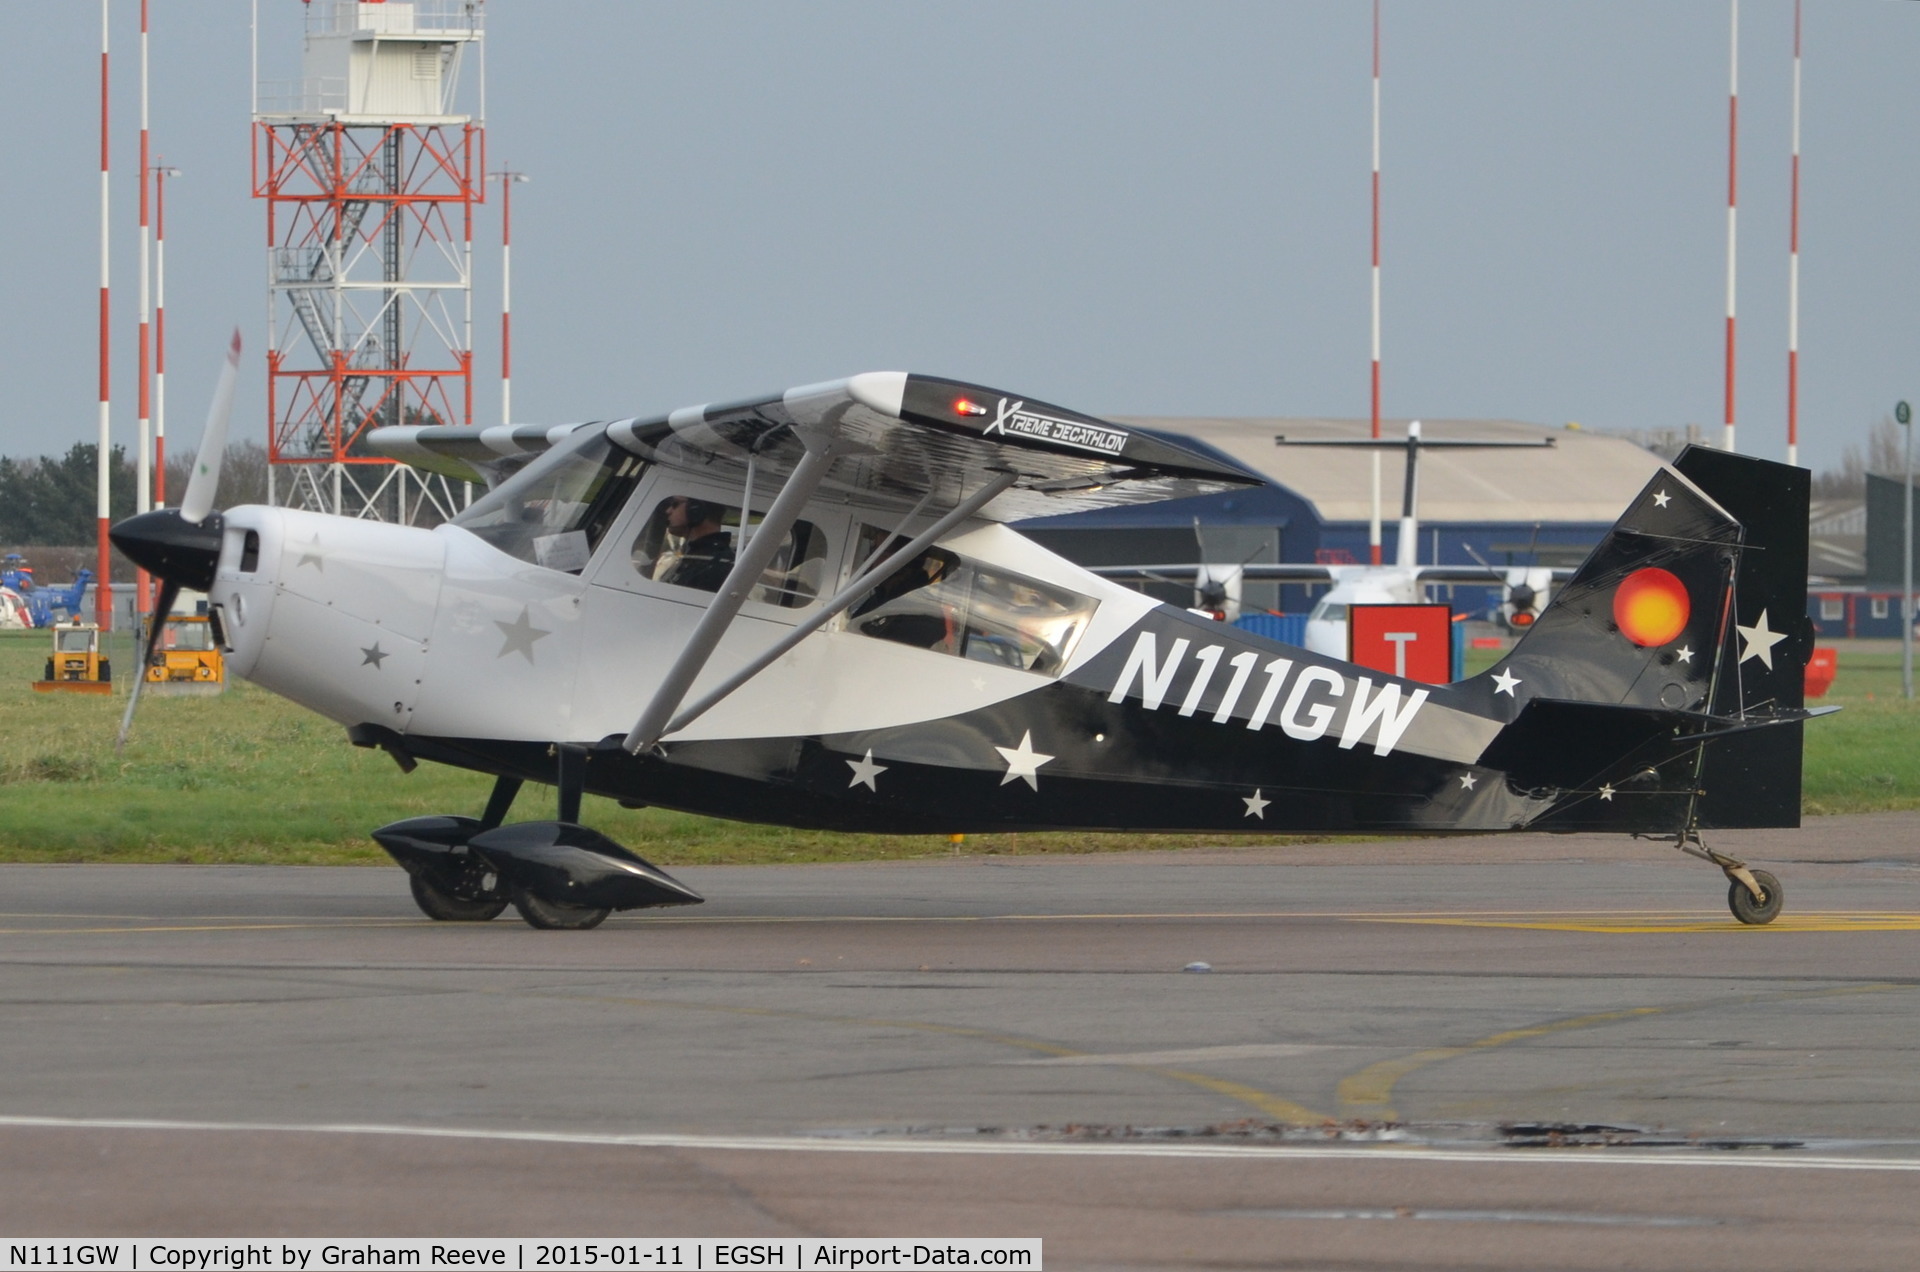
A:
[1348,603,1453,684]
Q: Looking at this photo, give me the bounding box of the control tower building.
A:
[254,0,485,521]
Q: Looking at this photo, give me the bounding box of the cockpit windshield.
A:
[451,427,648,573]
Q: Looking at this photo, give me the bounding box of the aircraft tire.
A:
[510,886,611,931]
[408,873,509,922]
[1727,870,1784,926]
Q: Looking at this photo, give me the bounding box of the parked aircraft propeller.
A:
[112,329,242,749]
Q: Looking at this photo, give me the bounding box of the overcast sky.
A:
[3,1,1917,478]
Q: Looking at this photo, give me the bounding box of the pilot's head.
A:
[665,496,724,539]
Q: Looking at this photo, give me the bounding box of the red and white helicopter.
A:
[114,339,1824,929]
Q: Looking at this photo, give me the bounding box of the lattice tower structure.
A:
[254,0,485,523]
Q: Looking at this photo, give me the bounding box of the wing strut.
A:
[640,469,1019,748]
[622,427,855,753]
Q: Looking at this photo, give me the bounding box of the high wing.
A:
[367,372,1260,520]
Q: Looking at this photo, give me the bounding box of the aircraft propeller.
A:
[1463,536,1544,631]
[111,329,242,749]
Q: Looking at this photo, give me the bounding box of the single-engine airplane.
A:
[113,347,1825,930]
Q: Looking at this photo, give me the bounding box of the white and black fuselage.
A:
[168,373,1812,846]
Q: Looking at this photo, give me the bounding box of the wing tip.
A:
[847,371,909,419]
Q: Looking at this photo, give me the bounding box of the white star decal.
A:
[1652,489,1672,509]
[1459,772,1478,791]
[1736,609,1788,670]
[994,730,1054,790]
[1675,645,1694,664]
[297,535,324,570]
[846,748,887,791]
[494,606,551,664]
[1243,789,1270,819]
[1491,668,1522,697]
[1598,783,1616,802]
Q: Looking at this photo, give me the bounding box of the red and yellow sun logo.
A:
[1613,567,1690,647]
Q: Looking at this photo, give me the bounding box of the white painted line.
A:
[1,1115,1917,1173]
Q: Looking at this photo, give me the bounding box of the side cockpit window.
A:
[847,526,1096,677]
[452,432,648,574]
[630,495,828,609]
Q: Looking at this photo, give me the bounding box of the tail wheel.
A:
[1728,869,1784,926]
[409,873,509,922]
[510,885,611,931]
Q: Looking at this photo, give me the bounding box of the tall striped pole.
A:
[136,0,152,615]
[1369,0,1383,565]
[96,0,114,630]
[155,164,176,508]
[1786,0,1801,468]
[1724,0,1739,454]
[489,169,528,425]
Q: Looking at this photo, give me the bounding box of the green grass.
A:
[1,629,1912,865]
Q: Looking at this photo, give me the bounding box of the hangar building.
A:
[1017,416,1664,616]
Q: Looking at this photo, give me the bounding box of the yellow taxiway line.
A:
[1337,983,1911,1120]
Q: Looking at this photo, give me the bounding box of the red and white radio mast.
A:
[95,0,113,628]
[486,166,527,426]
[1368,0,1384,565]
[1786,0,1802,469]
[1723,0,1739,454]
[135,0,153,616]
[253,0,485,521]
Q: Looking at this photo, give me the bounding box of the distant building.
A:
[1865,473,1920,585]
[1804,473,1920,639]
[1808,498,1866,582]
[1017,416,1661,615]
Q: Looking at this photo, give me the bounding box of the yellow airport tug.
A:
[143,608,225,695]
[33,622,112,694]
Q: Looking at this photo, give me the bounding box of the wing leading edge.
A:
[365,372,1261,521]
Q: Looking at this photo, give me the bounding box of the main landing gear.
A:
[1675,831,1785,926]
[371,770,704,930]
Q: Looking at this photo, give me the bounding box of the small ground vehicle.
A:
[144,611,225,695]
[33,622,112,694]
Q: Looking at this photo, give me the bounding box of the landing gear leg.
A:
[1675,831,1784,925]
[481,775,523,830]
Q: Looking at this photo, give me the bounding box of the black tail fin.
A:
[1488,448,1811,829]
[1672,447,1813,828]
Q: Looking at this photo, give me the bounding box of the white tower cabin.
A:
[255,1,486,524]
[302,1,476,123]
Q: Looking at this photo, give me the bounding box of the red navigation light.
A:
[953,397,988,417]
[1613,567,1690,646]
[1509,611,1535,628]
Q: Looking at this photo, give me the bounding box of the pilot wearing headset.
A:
[654,496,736,593]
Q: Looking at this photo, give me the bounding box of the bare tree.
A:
[163,440,272,511]
[1813,417,1906,500]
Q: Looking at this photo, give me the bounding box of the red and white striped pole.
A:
[490,168,528,425]
[155,164,178,508]
[1369,0,1383,564]
[96,0,114,630]
[135,0,152,616]
[1786,0,1801,468]
[1723,0,1739,454]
